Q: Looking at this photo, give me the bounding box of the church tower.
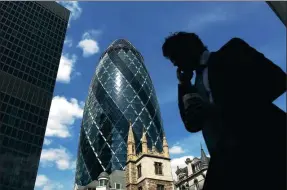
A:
[163,133,170,158]
[127,121,136,160]
[126,124,174,190]
[141,127,148,154]
[126,122,137,190]
[200,143,209,169]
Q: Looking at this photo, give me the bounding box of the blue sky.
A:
[35,1,286,189]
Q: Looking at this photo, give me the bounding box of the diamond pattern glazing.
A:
[75,39,164,186]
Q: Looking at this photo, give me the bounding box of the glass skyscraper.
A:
[75,39,165,186]
[0,2,69,190]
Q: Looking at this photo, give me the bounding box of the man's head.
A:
[162,32,207,71]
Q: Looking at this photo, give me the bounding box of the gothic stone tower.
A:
[126,123,173,190]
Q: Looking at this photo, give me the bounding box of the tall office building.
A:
[0,2,69,190]
[75,39,165,186]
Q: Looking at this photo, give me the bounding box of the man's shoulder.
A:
[208,38,253,68]
[211,37,253,59]
[226,37,250,47]
[221,37,250,51]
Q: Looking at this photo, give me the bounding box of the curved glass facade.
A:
[75,39,164,186]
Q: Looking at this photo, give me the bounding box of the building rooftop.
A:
[110,39,133,48]
[36,2,70,21]
[98,171,110,179]
[99,39,144,62]
[74,170,126,190]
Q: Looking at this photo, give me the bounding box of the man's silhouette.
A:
[162,32,286,190]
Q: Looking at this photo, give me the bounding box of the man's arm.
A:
[178,83,193,126]
[178,83,217,133]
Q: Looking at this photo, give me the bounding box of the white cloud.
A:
[57,54,77,83]
[78,39,99,57]
[171,133,207,156]
[83,30,102,39]
[64,37,73,47]
[46,96,84,138]
[35,175,64,190]
[169,145,185,154]
[169,134,210,180]
[171,155,194,181]
[188,6,232,31]
[40,147,75,170]
[35,175,49,187]
[58,1,82,27]
[187,2,262,31]
[43,184,64,190]
[77,30,101,57]
[43,139,52,146]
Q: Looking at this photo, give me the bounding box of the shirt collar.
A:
[200,50,210,66]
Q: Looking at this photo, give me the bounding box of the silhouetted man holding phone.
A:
[162,32,286,190]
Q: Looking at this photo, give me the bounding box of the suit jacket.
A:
[178,38,286,190]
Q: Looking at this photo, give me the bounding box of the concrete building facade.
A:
[0,1,69,189]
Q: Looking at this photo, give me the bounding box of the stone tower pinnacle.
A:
[200,143,209,168]
[141,126,148,154]
[127,121,135,161]
[163,133,170,158]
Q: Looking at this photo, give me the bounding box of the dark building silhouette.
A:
[75,39,164,186]
[0,2,69,190]
[266,1,287,27]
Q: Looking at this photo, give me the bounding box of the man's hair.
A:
[162,32,207,60]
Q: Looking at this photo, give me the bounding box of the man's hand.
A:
[177,68,193,84]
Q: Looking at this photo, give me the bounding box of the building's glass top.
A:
[100,39,144,62]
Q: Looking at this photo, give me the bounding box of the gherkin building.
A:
[75,39,165,186]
